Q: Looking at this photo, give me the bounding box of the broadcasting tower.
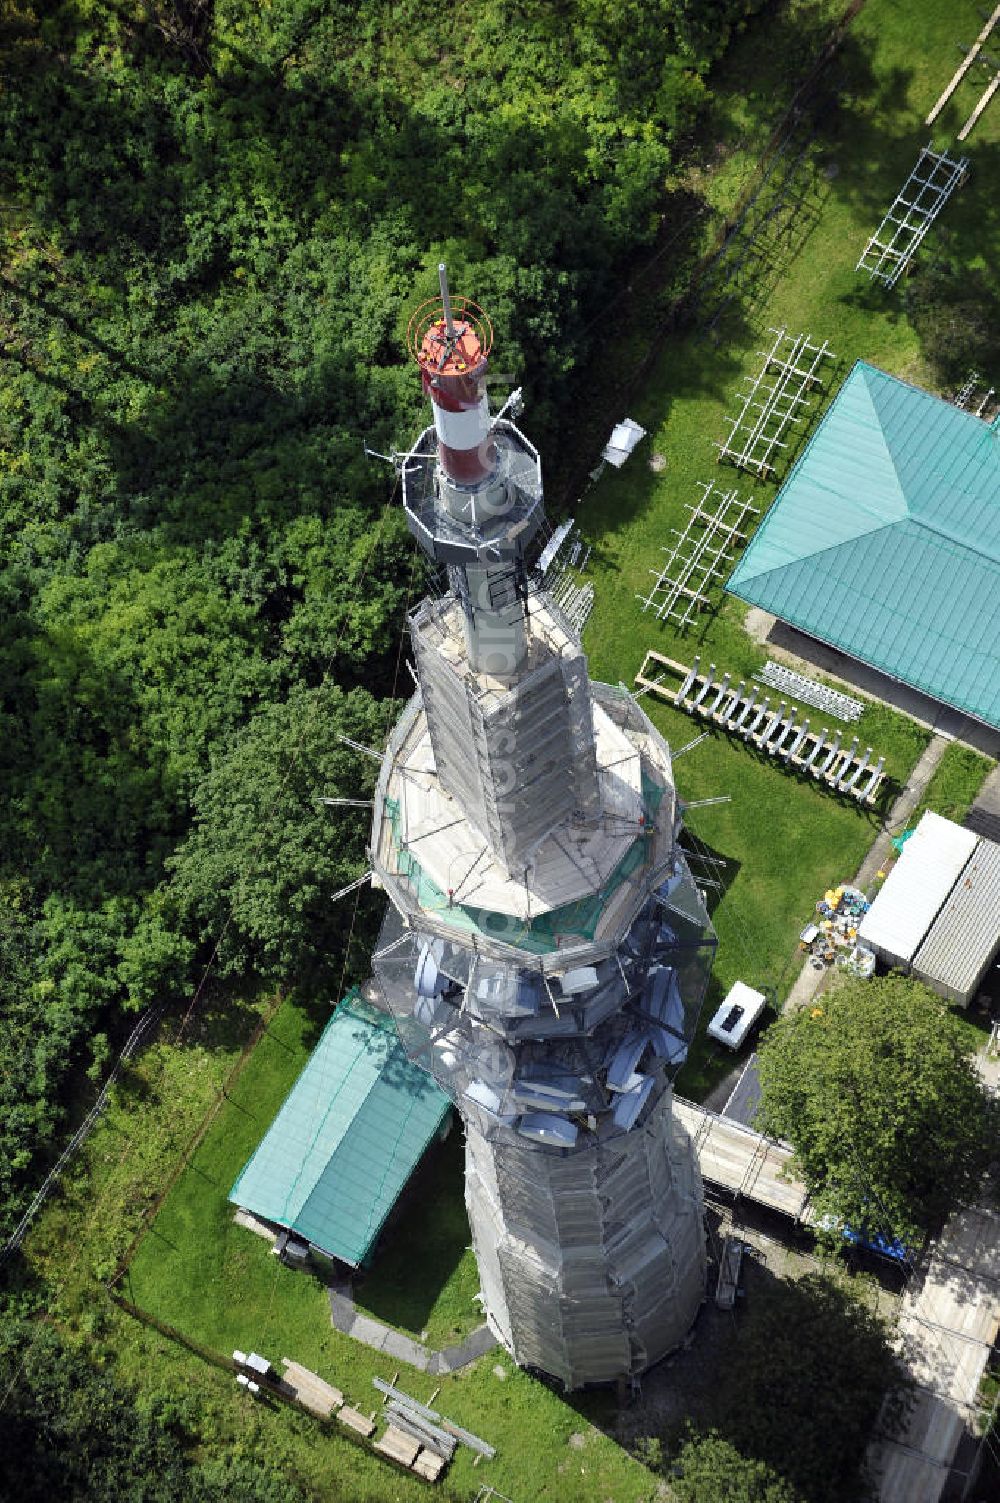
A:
[370,268,716,1389]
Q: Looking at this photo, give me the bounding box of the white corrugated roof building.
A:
[913,837,1000,1005]
[858,811,1000,1005]
[859,812,978,969]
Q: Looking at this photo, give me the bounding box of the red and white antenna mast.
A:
[408,264,495,488]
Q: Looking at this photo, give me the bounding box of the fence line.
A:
[108,990,284,1288]
[1,1005,164,1262]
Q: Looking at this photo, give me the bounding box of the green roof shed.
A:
[229,990,451,1267]
[726,361,1000,729]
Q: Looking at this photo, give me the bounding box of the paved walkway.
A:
[328,1281,497,1375]
[965,762,1000,843]
[867,1189,1000,1503]
[782,733,951,1013]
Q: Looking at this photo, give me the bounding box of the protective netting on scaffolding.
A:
[379,779,670,952]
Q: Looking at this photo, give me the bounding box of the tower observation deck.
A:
[370,268,716,1388]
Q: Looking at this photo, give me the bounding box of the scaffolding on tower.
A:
[366,266,718,1389]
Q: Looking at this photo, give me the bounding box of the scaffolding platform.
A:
[715,327,833,478]
[673,1097,813,1223]
[856,144,969,289]
[638,483,758,627]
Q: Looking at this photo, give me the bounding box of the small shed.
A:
[858,812,979,970]
[912,837,1000,1005]
[230,990,451,1267]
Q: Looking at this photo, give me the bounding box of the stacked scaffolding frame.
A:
[856,144,969,289]
[639,483,758,629]
[715,327,833,478]
[411,592,600,874]
[757,661,863,723]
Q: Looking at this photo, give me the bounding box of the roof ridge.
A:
[730,520,903,593]
[864,365,1000,565]
[908,505,1000,568]
[859,363,915,520]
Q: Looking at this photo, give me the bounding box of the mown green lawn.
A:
[123,994,650,1503]
[576,0,998,1099]
[905,741,995,832]
[126,996,484,1361]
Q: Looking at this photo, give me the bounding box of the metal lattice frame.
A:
[715,327,833,477]
[411,594,601,873]
[856,144,970,288]
[639,482,758,629]
[548,573,594,634]
[756,661,864,723]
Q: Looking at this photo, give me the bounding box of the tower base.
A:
[464,1091,706,1389]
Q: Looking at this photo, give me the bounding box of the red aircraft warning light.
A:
[407,265,496,486]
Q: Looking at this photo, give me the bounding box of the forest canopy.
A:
[0,0,763,1240]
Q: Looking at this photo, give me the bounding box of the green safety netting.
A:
[385,767,667,951]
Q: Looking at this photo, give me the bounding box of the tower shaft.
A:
[371,273,717,1387]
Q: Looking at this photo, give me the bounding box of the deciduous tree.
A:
[756,974,997,1245]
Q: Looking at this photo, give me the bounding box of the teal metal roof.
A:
[230,991,450,1267]
[727,361,1000,729]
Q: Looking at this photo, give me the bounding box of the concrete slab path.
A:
[329,1283,497,1374]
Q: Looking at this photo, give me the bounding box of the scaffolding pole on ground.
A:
[856,144,969,288]
[925,5,1000,124]
[959,68,1000,140]
[715,327,833,478]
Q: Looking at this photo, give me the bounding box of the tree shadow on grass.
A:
[568,1250,909,1503]
[352,1127,479,1345]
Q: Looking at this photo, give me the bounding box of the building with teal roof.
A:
[229,990,451,1268]
[726,360,1000,730]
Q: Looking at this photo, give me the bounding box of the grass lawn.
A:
[126,995,483,1358]
[122,994,654,1502]
[574,0,998,1096]
[905,741,995,832]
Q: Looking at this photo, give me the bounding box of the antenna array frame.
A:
[715,326,833,478]
[639,482,759,629]
[856,144,969,289]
